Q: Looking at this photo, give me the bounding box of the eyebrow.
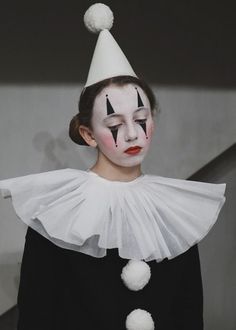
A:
[103,107,149,123]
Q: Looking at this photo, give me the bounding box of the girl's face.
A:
[91,83,155,167]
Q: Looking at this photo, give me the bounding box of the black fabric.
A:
[17,227,204,330]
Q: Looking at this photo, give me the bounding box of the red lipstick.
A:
[124,146,142,155]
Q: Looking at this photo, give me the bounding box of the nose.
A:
[125,121,138,142]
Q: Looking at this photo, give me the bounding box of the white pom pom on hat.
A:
[126,309,155,330]
[84,3,114,33]
[83,3,137,87]
[121,260,151,291]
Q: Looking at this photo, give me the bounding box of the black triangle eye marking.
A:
[139,122,148,139]
[110,129,118,147]
[106,94,118,146]
[135,87,144,108]
[106,94,115,115]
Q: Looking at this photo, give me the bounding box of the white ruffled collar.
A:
[0,168,226,262]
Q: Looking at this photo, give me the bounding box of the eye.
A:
[108,124,122,131]
[135,119,147,124]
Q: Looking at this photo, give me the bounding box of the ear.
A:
[78,125,97,147]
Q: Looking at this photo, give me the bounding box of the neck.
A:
[89,152,142,182]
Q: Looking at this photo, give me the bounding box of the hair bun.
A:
[69,114,88,146]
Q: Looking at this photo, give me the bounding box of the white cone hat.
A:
[84,3,137,87]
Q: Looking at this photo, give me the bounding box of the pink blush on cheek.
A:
[99,132,118,149]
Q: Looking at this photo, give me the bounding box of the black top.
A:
[17,227,204,330]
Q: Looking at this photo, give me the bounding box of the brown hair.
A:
[69,75,159,146]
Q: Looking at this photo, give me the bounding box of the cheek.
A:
[96,131,117,150]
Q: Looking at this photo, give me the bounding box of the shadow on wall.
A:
[0,306,18,330]
[32,130,97,172]
[189,143,236,182]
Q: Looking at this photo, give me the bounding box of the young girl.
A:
[0,4,226,330]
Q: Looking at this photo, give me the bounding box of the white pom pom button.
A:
[121,260,151,291]
[126,309,155,330]
[84,3,114,33]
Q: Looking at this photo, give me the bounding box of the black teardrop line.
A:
[111,129,118,147]
[135,87,144,108]
[106,95,115,115]
[140,122,148,139]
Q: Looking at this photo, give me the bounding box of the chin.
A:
[112,156,145,168]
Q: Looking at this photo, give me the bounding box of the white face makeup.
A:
[91,83,155,167]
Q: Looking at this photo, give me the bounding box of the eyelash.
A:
[108,119,147,131]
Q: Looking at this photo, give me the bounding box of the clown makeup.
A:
[91,84,155,168]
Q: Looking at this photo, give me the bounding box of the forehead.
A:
[93,83,150,117]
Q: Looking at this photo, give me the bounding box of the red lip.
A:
[124,146,142,154]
